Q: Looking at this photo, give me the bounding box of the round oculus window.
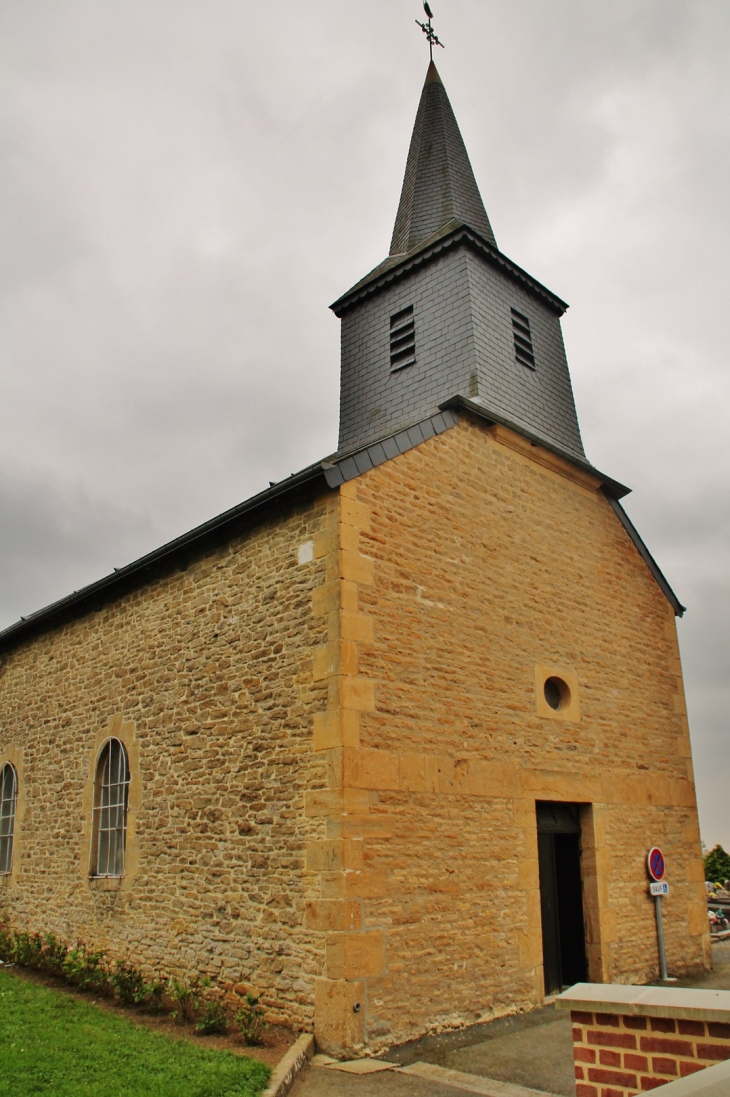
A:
[544,676,569,711]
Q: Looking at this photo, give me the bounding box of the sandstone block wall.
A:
[0,411,709,1053]
[308,414,708,1052]
[0,489,335,1029]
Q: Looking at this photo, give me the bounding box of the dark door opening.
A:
[537,801,588,995]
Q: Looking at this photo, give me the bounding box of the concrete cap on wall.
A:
[555,983,730,1024]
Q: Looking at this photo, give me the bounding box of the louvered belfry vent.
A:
[511,307,536,370]
[390,306,416,371]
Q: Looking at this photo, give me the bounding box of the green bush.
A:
[195,1000,229,1036]
[109,960,147,1006]
[169,975,211,1023]
[62,942,110,994]
[142,976,168,1012]
[39,932,68,977]
[235,994,268,1046]
[705,844,730,884]
[109,962,167,1010]
[0,924,12,962]
[12,931,45,968]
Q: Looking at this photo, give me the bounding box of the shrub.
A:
[108,961,166,1009]
[705,844,730,884]
[141,976,168,1012]
[169,975,210,1023]
[0,924,13,963]
[39,933,68,977]
[235,993,268,1046]
[12,932,44,968]
[109,961,147,1007]
[62,942,110,994]
[195,1000,229,1036]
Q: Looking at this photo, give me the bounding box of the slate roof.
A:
[390,62,496,256]
[330,64,565,316]
[330,221,568,318]
[0,403,682,652]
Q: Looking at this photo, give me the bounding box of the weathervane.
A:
[416,1,444,61]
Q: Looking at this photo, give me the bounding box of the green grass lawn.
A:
[0,968,271,1096]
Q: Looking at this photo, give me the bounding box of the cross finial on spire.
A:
[416,1,444,62]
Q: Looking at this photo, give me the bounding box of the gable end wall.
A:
[312,416,708,1052]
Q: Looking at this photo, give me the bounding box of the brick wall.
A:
[571,1009,730,1096]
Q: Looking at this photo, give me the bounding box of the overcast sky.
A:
[1,1,728,852]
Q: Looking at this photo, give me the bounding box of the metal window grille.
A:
[92,738,130,877]
[390,305,416,371]
[0,763,17,875]
[511,307,536,369]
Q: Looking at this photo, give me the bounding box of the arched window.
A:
[0,763,18,875]
[92,739,130,877]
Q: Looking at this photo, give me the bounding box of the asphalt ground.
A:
[290,940,730,1097]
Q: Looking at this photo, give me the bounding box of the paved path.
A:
[291,941,730,1097]
[291,1065,469,1097]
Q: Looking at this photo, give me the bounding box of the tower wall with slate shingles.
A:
[465,250,586,461]
[338,244,585,461]
[339,249,475,453]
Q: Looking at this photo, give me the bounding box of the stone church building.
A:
[0,63,709,1054]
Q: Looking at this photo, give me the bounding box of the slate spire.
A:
[390,61,496,256]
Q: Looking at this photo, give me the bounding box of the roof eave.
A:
[330,224,569,317]
[440,396,630,499]
[446,396,684,617]
[0,463,328,652]
[602,492,686,617]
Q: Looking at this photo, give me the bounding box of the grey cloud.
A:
[0,468,158,624]
[0,0,728,848]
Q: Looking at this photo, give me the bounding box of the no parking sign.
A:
[647,846,666,882]
[647,846,673,982]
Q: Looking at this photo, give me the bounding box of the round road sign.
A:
[648,847,666,882]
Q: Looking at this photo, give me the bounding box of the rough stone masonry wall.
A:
[571,1008,730,1096]
[311,414,708,1053]
[0,489,336,1029]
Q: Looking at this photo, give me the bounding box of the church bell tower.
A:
[331,62,586,466]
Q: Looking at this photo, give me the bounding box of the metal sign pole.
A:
[647,847,673,983]
[654,894,668,981]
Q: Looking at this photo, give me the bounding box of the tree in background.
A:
[704,845,730,883]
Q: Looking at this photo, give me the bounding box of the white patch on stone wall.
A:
[416,584,446,610]
[297,541,314,565]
